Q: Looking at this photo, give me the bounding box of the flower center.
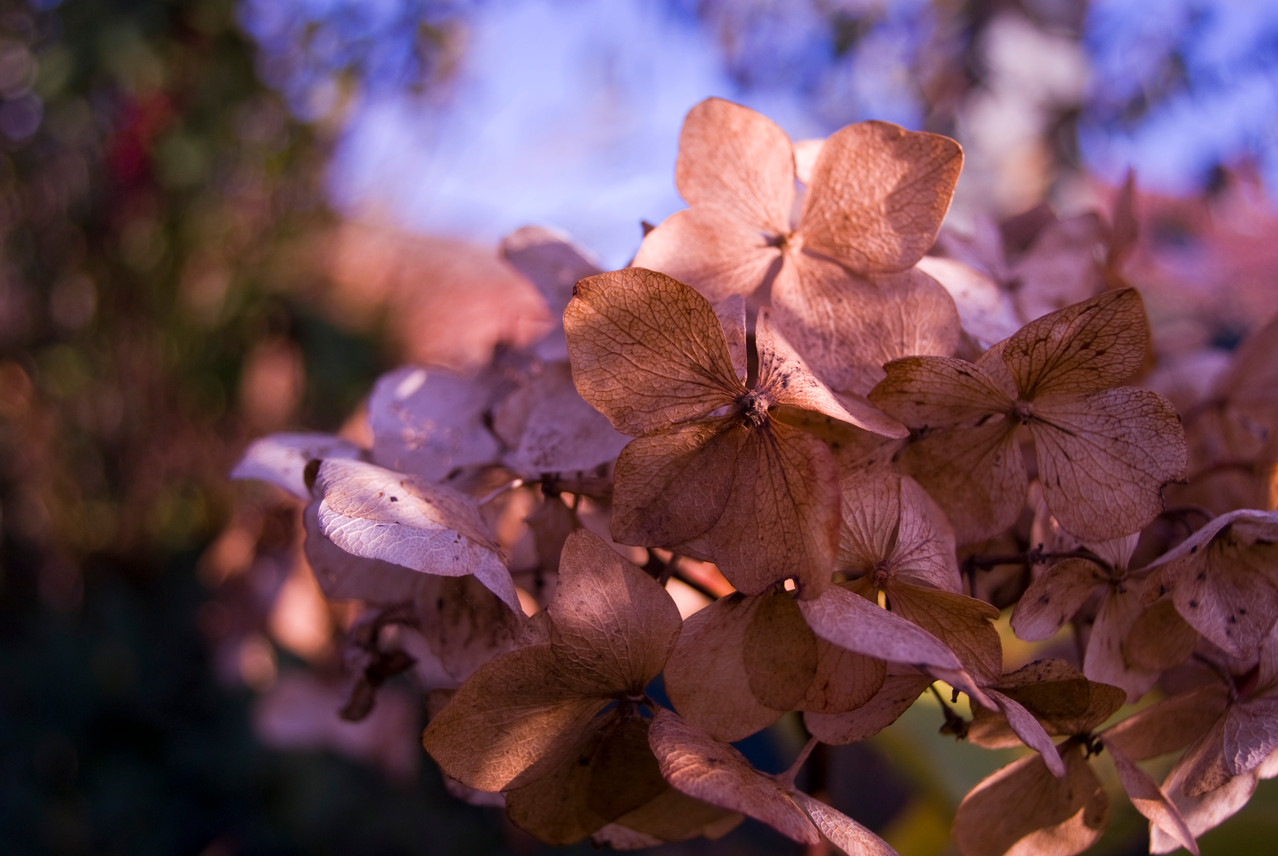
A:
[737,390,770,428]
[1011,399,1036,425]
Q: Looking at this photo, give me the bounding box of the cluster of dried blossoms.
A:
[233,98,1278,854]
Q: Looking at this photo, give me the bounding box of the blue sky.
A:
[240,0,1278,267]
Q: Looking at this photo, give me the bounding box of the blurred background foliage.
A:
[1,0,1276,854]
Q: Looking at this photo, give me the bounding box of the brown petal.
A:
[1083,583,1162,702]
[648,709,820,845]
[1100,684,1229,762]
[870,356,1013,429]
[952,743,1108,856]
[1007,213,1107,322]
[1144,509,1278,658]
[601,785,743,847]
[565,268,741,436]
[504,713,666,845]
[894,417,1027,545]
[1030,387,1188,542]
[986,689,1067,778]
[837,471,960,592]
[675,98,795,235]
[613,414,840,597]
[799,584,988,703]
[1000,289,1150,399]
[800,639,888,715]
[790,791,899,856]
[493,361,629,474]
[548,530,683,694]
[887,583,1003,687]
[991,660,1126,736]
[681,420,841,597]
[1103,740,1200,855]
[1124,597,1198,672]
[1011,558,1105,642]
[610,419,740,550]
[663,594,788,742]
[743,591,819,711]
[915,254,1022,349]
[526,491,579,576]
[756,304,908,438]
[883,474,962,591]
[803,670,932,744]
[716,294,749,383]
[421,644,608,791]
[771,259,961,395]
[632,207,785,303]
[1211,312,1278,413]
[837,469,909,578]
[1149,725,1259,853]
[415,574,522,683]
[799,121,962,273]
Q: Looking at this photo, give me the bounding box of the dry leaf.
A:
[302,500,428,603]
[310,458,520,610]
[790,791,898,856]
[231,432,363,500]
[648,709,819,846]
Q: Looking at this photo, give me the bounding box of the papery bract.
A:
[648,709,898,855]
[566,267,904,596]
[1144,509,1278,657]
[871,289,1187,543]
[309,458,520,610]
[633,97,963,393]
[422,529,724,845]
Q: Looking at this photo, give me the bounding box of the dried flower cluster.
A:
[233,98,1278,855]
